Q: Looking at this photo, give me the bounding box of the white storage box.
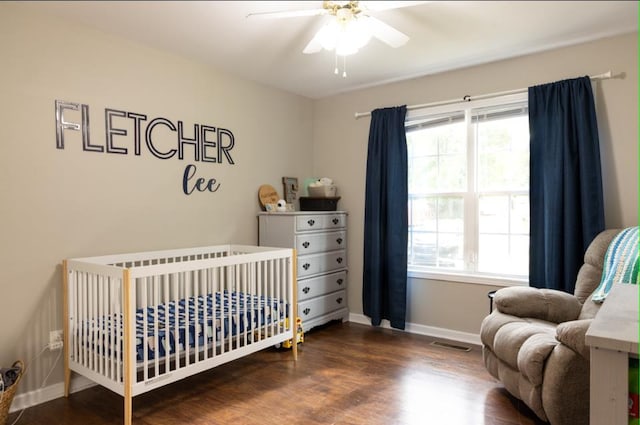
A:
[307,185,337,197]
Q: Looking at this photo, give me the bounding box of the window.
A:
[406,93,529,281]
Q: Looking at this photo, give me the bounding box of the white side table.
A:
[585,283,639,425]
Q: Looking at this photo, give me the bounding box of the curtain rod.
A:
[354,71,616,119]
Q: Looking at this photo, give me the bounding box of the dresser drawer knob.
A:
[303,308,311,316]
[302,241,310,249]
[336,257,343,264]
[336,297,343,304]
[337,278,344,285]
[302,287,310,294]
[336,238,343,245]
[307,219,315,226]
[332,218,339,225]
[302,263,310,270]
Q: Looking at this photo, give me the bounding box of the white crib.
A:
[62,244,297,425]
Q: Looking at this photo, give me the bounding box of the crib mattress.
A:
[78,291,284,362]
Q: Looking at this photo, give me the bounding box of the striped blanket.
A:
[592,227,639,303]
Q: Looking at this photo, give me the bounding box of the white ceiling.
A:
[20,1,638,99]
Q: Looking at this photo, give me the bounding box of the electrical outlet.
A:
[49,330,63,350]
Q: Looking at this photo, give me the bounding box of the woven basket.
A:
[0,360,24,425]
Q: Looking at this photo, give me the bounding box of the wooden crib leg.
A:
[292,335,298,361]
[62,260,71,397]
[124,395,132,425]
[63,366,71,398]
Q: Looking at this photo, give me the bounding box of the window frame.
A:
[406,92,529,287]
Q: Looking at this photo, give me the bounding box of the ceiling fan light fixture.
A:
[335,42,358,56]
[279,0,413,75]
[317,15,372,56]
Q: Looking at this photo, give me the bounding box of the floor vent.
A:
[430,341,472,352]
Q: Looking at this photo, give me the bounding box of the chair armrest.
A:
[494,286,582,323]
[556,319,593,359]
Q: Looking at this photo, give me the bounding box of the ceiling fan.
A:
[247,1,424,57]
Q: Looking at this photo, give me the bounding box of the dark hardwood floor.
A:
[8,322,546,425]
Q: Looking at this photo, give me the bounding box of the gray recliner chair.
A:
[480,229,621,425]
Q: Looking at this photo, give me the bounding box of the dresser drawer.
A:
[298,270,347,301]
[298,290,347,321]
[295,213,346,232]
[295,230,346,255]
[297,250,346,278]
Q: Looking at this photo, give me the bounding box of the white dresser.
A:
[258,211,348,332]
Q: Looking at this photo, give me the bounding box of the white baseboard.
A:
[9,375,96,413]
[348,313,481,346]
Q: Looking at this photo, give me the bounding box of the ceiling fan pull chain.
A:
[333,52,348,78]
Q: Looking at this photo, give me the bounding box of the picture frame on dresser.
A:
[258,211,348,332]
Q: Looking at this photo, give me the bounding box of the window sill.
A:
[407,267,528,287]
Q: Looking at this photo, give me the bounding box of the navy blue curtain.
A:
[528,76,605,293]
[363,105,408,330]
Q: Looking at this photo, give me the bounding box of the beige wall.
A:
[0,4,313,394]
[313,33,638,335]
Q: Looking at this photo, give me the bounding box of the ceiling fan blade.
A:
[360,1,431,12]
[303,33,324,54]
[364,16,410,48]
[246,8,327,19]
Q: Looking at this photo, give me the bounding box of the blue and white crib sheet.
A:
[77,291,285,362]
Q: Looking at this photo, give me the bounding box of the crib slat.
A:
[235,264,240,349]
[82,272,88,369]
[87,273,93,371]
[229,263,234,353]
[153,274,159,379]
[86,273,91,369]
[116,276,122,384]
[290,253,298,361]
[199,269,205,362]
[108,276,112,382]
[79,272,84,368]
[185,269,191,367]
[92,273,98,371]
[91,273,97,370]
[163,273,170,375]
[173,272,180,372]
[245,262,249,346]
[98,275,104,376]
[194,270,199,363]
[220,266,226,354]
[202,269,209,361]
[249,262,255,345]
[123,269,133,425]
[256,261,262,342]
[276,259,282,335]
[269,260,274,338]
[142,277,149,383]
